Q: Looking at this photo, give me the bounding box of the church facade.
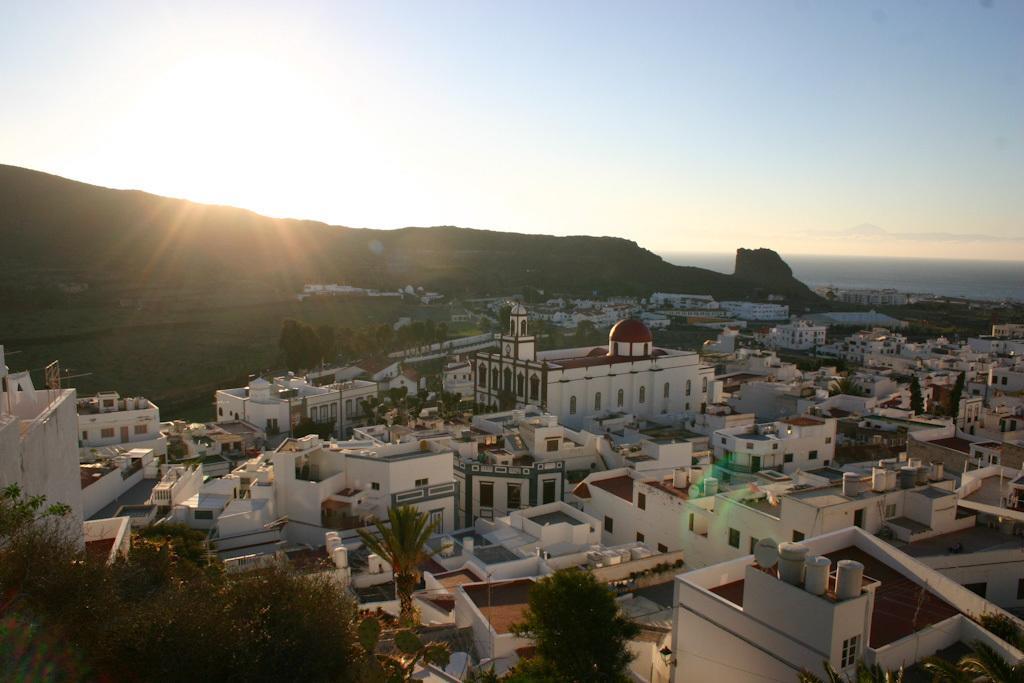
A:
[473,306,715,430]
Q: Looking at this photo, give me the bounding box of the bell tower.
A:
[502,303,535,361]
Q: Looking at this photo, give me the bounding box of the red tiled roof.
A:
[610,319,653,343]
[644,479,689,501]
[591,475,634,502]
[571,482,592,499]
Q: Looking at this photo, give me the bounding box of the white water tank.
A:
[332,545,349,569]
[703,477,719,496]
[462,537,475,555]
[804,556,831,596]
[836,559,864,600]
[368,553,385,574]
[885,469,898,491]
[778,543,809,585]
[929,462,944,481]
[871,468,887,492]
[325,532,342,554]
[842,472,862,497]
[915,466,929,485]
[673,468,689,489]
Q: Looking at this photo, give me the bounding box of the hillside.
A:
[0,164,820,301]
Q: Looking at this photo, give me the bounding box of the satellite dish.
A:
[754,538,779,568]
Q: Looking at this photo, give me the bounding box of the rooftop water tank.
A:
[704,477,719,496]
[462,537,475,555]
[871,467,887,492]
[778,542,809,585]
[673,468,690,489]
[804,556,831,596]
[842,472,862,497]
[899,466,917,489]
[836,559,864,600]
[915,466,929,485]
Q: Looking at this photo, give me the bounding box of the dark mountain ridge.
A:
[0,164,819,301]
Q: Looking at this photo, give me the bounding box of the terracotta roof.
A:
[827,408,852,418]
[610,319,653,343]
[433,568,484,589]
[463,579,534,634]
[591,475,634,502]
[571,482,592,499]
[782,416,825,427]
[644,478,689,501]
[401,366,422,381]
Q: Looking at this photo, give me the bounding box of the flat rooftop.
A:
[527,510,585,526]
[900,525,1022,559]
[708,546,958,648]
[463,579,533,634]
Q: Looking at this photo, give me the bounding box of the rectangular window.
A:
[81,431,88,440]
[884,504,896,519]
[371,482,380,491]
[1017,578,1024,600]
[657,543,668,553]
[479,481,494,507]
[101,428,115,438]
[636,532,645,543]
[688,513,695,531]
[784,453,793,463]
[428,508,444,530]
[750,537,759,554]
[792,530,805,542]
[546,438,559,452]
[966,582,987,598]
[825,436,832,444]
[415,478,428,487]
[134,424,147,435]
[809,450,818,460]
[507,483,522,509]
[604,515,614,533]
[728,528,740,548]
[637,492,646,510]
[194,510,214,520]
[841,635,859,668]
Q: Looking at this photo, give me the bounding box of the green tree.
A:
[909,376,924,414]
[357,506,440,625]
[956,640,1024,682]
[317,324,337,362]
[950,371,966,420]
[798,661,904,683]
[510,568,640,682]
[829,376,864,397]
[356,615,450,682]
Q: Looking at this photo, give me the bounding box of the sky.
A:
[1,0,1022,260]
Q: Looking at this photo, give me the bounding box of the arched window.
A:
[664,382,670,398]
[685,380,692,396]
[569,396,577,415]
[516,372,525,396]
[520,320,527,336]
[639,387,646,404]
[617,389,624,407]
[509,319,515,335]
[594,392,602,411]
[491,367,499,389]
[503,368,512,391]
[478,364,487,387]
[702,377,708,392]
[218,407,223,417]
[505,344,512,357]
[529,375,540,400]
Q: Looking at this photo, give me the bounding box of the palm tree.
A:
[357,506,440,625]
[956,641,1024,682]
[798,661,903,683]
[921,656,974,683]
[829,376,864,397]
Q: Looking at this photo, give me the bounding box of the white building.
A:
[216,375,377,438]
[442,361,473,398]
[719,301,790,321]
[649,293,720,310]
[77,391,166,456]
[0,346,84,540]
[816,287,910,306]
[819,328,908,365]
[474,307,715,429]
[671,526,1023,682]
[756,319,828,351]
[713,416,837,474]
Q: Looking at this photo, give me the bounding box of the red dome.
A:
[608,319,653,344]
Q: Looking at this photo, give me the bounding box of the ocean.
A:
[660,252,1024,303]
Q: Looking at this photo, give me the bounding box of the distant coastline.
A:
[661,252,1024,303]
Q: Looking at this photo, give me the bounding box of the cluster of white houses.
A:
[5,307,1024,682]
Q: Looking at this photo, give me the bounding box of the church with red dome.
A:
[473,306,714,428]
